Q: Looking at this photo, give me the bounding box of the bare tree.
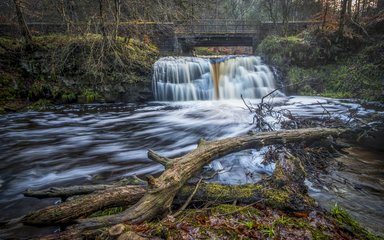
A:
[338,0,348,37]
[322,0,330,29]
[13,0,32,47]
[113,0,121,39]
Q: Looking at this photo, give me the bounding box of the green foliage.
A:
[331,204,381,240]
[28,76,52,100]
[258,30,383,101]
[257,35,322,67]
[0,37,23,53]
[28,99,52,111]
[61,92,77,103]
[259,225,276,238]
[284,41,383,101]
[80,89,101,103]
[194,47,217,55]
[0,73,17,101]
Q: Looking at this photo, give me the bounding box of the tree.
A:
[338,0,348,37]
[378,0,384,10]
[13,0,32,47]
[113,0,121,39]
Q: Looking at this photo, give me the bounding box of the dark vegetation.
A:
[257,7,384,101]
[0,35,158,113]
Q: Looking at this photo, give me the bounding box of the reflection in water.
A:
[0,96,383,237]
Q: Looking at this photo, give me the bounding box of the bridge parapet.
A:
[176,19,262,35]
[175,19,320,36]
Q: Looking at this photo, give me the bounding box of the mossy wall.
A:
[0,34,159,111]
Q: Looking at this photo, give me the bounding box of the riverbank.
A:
[256,21,384,102]
[0,34,158,113]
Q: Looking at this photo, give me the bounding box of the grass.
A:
[331,203,382,240]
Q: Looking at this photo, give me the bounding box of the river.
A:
[0,56,383,238]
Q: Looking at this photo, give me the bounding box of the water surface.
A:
[0,97,383,237]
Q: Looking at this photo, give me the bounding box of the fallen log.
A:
[23,178,145,200]
[71,127,345,229]
[22,186,146,226]
[25,151,313,240]
[23,181,284,226]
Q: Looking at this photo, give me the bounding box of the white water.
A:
[153,56,284,101]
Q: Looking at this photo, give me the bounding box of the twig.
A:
[261,89,279,106]
[317,100,331,119]
[214,200,262,217]
[172,177,203,218]
[241,94,253,113]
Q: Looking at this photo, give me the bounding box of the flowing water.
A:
[0,56,383,238]
[153,56,284,101]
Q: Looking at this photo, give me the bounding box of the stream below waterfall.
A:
[0,98,383,238]
[0,55,383,238]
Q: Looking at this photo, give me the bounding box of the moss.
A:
[286,51,384,101]
[331,204,382,240]
[89,207,125,218]
[1,34,159,108]
[0,72,18,101]
[0,37,23,53]
[204,183,262,200]
[211,204,260,217]
[261,187,291,209]
[257,35,322,68]
[258,30,383,101]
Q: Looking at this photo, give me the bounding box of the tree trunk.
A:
[347,0,352,16]
[378,0,384,10]
[70,127,345,229]
[113,0,121,40]
[99,0,107,37]
[13,0,32,47]
[322,0,329,30]
[338,0,348,38]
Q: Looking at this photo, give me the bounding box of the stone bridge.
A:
[0,20,319,54]
[172,19,319,54]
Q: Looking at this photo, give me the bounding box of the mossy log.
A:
[23,183,269,226]
[68,127,344,230]
[22,186,146,226]
[22,151,311,226]
[23,178,137,200]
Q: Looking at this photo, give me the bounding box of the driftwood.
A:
[61,127,344,230]
[22,185,146,226]
[23,181,279,226]
[23,178,138,200]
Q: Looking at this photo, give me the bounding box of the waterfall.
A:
[153,56,283,101]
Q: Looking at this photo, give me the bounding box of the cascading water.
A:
[153,56,284,101]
